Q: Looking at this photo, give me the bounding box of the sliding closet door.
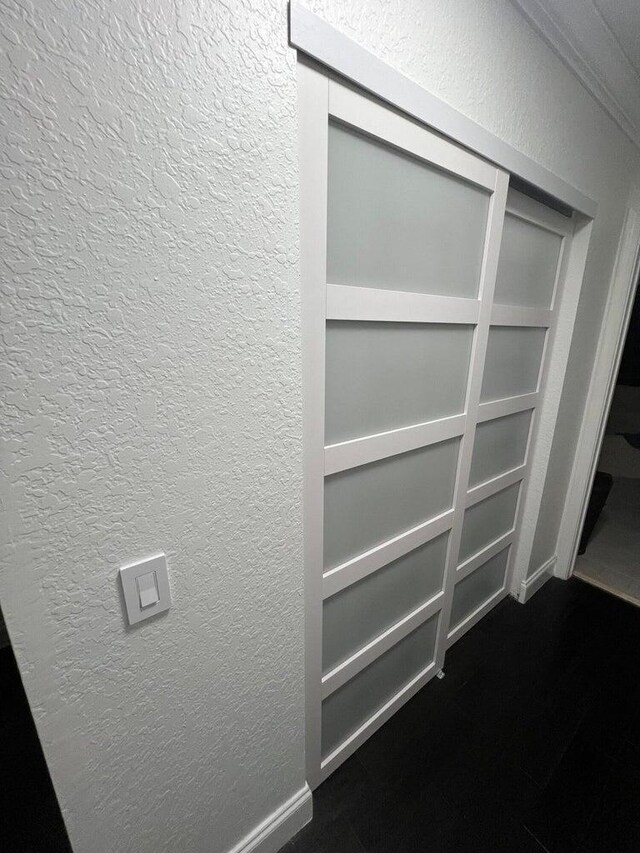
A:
[300,63,573,787]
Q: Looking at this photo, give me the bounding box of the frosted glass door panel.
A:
[322,533,447,673]
[450,548,509,629]
[459,482,520,563]
[325,321,473,444]
[327,122,489,297]
[494,214,562,308]
[469,410,532,488]
[321,614,438,758]
[480,327,546,403]
[324,440,459,570]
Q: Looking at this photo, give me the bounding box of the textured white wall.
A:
[0,1,304,852]
[2,1,640,852]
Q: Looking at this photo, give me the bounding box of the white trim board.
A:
[289,2,597,218]
[299,59,328,788]
[321,592,444,699]
[457,532,514,581]
[227,785,312,853]
[324,415,466,476]
[518,556,555,603]
[326,284,480,324]
[322,509,454,600]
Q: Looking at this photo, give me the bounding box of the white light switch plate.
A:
[119,553,171,625]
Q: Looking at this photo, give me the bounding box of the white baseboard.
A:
[227,784,312,853]
[517,556,556,603]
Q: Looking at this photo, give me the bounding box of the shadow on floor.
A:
[284,578,640,853]
[0,645,72,852]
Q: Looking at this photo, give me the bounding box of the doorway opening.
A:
[574,278,640,606]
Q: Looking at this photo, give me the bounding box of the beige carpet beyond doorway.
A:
[574,476,640,607]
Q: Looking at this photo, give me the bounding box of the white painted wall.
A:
[0,2,304,852]
[1,1,639,852]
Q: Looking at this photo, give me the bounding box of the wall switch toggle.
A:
[119,553,171,626]
[137,571,159,609]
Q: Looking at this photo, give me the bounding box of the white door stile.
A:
[324,413,466,475]
[299,60,329,789]
[477,391,538,422]
[328,81,497,192]
[456,531,515,581]
[465,463,527,508]
[326,283,481,324]
[432,170,510,672]
[322,508,455,599]
[321,591,444,699]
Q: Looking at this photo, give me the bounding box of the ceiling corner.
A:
[509,0,640,150]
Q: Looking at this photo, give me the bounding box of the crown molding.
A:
[509,0,640,149]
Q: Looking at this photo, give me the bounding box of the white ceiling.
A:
[593,0,640,77]
[511,0,640,149]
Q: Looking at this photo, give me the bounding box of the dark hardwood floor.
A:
[1,578,638,852]
[0,644,71,852]
[284,578,640,853]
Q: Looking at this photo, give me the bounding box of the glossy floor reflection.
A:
[284,578,640,853]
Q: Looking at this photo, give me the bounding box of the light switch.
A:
[137,571,159,608]
[119,553,171,626]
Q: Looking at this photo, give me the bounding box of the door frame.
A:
[555,206,640,579]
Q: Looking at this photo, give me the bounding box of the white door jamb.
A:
[555,206,640,579]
